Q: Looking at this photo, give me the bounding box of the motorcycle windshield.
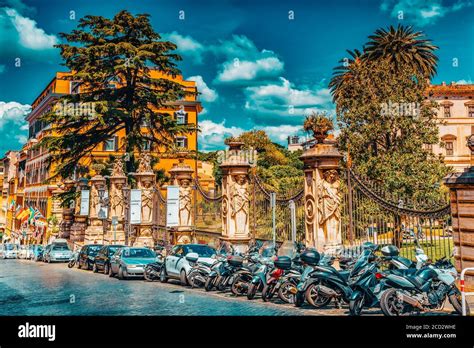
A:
[350,249,371,276]
[217,241,235,256]
[277,241,297,258]
[260,241,276,258]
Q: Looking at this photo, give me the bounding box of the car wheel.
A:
[103,263,109,275]
[118,266,125,280]
[108,265,115,277]
[180,269,188,286]
[92,263,98,273]
[159,267,168,283]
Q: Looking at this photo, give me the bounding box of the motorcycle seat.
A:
[393,256,413,268]
[389,268,417,277]
[197,261,214,268]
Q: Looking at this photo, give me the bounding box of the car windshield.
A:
[184,245,216,257]
[53,244,70,251]
[123,248,155,258]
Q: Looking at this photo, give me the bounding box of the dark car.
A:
[93,244,125,274]
[77,244,104,270]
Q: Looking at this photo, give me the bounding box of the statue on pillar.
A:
[318,169,341,246]
[111,181,125,217]
[178,177,192,226]
[230,174,249,237]
[141,178,154,223]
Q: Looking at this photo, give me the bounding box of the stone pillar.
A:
[105,158,127,245]
[59,180,76,239]
[444,135,474,291]
[300,137,343,253]
[220,141,252,253]
[84,175,106,244]
[169,157,194,244]
[70,178,90,244]
[133,152,155,248]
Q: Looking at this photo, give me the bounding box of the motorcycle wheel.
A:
[305,284,332,308]
[380,288,406,316]
[247,283,258,300]
[68,260,75,269]
[448,292,470,316]
[294,291,305,307]
[204,277,214,291]
[262,283,275,302]
[144,268,154,282]
[159,267,168,283]
[349,296,365,316]
[230,274,249,296]
[278,281,296,303]
[188,271,197,288]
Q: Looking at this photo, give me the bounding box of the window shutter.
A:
[184,137,188,149]
[185,112,188,124]
[102,141,106,151]
[114,136,119,151]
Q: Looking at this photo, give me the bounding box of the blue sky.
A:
[0,0,473,155]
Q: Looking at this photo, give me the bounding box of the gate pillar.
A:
[84,174,107,244]
[300,137,343,253]
[444,135,474,291]
[220,141,252,253]
[70,178,90,244]
[169,156,195,245]
[105,158,127,245]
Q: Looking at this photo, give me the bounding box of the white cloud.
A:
[244,77,334,120]
[199,119,244,151]
[5,8,58,49]
[0,101,31,127]
[162,31,204,64]
[380,0,473,26]
[456,79,473,84]
[261,125,303,144]
[215,57,284,84]
[187,75,218,102]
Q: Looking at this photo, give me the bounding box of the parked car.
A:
[93,244,125,274]
[31,245,44,262]
[18,245,34,259]
[43,243,73,263]
[160,244,216,285]
[0,243,18,259]
[77,244,104,270]
[109,247,157,279]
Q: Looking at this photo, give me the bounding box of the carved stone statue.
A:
[112,157,126,177]
[179,178,192,226]
[141,178,154,223]
[318,169,341,245]
[111,181,124,217]
[138,152,153,173]
[230,174,250,237]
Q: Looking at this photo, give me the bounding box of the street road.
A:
[0,259,467,316]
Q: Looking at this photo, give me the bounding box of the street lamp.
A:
[122,186,131,246]
[97,185,110,243]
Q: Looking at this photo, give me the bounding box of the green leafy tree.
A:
[40,10,195,179]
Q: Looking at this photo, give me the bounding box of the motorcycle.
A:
[204,242,242,292]
[245,241,277,300]
[68,251,78,268]
[144,255,164,282]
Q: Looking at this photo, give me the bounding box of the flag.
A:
[17,208,30,221]
[34,209,44,220]
[9,199,15,210]
[28,207,35,224]
[15,204,22,214]
[35,218,47,227]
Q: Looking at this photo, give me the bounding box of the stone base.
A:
[170,228,194,245]
[220,236,251,253]
[84,225,105,245]
[133,236,154,248]
[323,242,343,256]
[103,230,126,245]
[69,218,88,243]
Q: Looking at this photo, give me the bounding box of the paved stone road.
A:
[0,259,469,316]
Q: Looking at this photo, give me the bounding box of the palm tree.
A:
[328,49,363,103]
[364,25,438,78]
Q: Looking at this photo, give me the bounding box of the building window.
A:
[468,105,474,118]
[425,144,433,151]
[175,136,188,149]
[70,81,81,94]
[103,137,117,151]
[141,140,151,151]
[445,141,454,156]
[443,105,451,118]
[175,109,187,125]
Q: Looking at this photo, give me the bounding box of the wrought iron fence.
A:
[194,179,222,234]
[340,168,453,261]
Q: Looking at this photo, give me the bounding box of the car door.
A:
[95,247,105,270]
[166,246,181,276]
[110,248,122,273]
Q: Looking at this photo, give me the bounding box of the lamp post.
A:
[97,184,110,244]
[122,186,131,246]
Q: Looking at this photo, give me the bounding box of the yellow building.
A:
[428,82,474,171]
[24,70,202,232]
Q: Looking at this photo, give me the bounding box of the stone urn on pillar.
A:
[70,177,90,244]
[105,157,127,245]
[133,152,155,248]
[220,141,254,253]
[300,117,343,253]
[59,179,76,239]
[444,134,474,291]
[84,174,107,244]
[169,154,195,245]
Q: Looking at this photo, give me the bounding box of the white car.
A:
[18,245,34,259]
[160,244,216,285]
[0,243,19,259]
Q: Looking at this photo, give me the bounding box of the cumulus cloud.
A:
[187,75,218,102]
[162,31,205,64]
[456,79,473,84]
[244,77,334,124]
[4,8,58,50]
[380,0,473,26]
[215,57,284,84]
[199,119,244,151]
[0,101,31,155]
[261,125,304,144]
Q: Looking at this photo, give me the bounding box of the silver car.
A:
[0,243,18,259]
[44,243,73,263]
[109,247,157,280]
